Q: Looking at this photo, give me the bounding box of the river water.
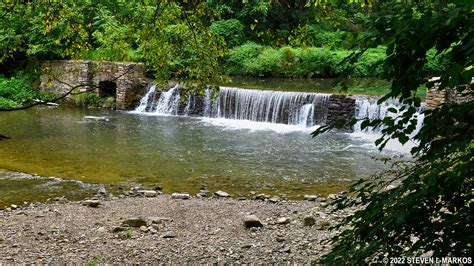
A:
[0,97,413,207]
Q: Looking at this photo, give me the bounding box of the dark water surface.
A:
[0,106,398,206]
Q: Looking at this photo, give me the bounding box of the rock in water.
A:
[303,216,316,226]
[171,193,190,200]
[82,199,101,208]
[122,218,147,228]
[214,190,230,197]
[244,215,263,228]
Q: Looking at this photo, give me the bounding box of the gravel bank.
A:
[0,194,350,264]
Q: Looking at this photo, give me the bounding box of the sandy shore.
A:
[0,193,348,264]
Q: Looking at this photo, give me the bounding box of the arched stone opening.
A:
[98,81,117,98]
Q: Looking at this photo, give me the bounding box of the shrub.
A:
[352,47,386,77]
[0,73,39,109]
[209,19,246,47]
[243,47,281,76]
[225,42,264,74]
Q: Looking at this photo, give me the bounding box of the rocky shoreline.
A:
[0,187,353,264]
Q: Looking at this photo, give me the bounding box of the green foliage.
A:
[314,0,474,263]
[72,91,114,108]
[0,71,43,109]
[210,19,246,47]
[80,48,141,62]
[225,44,387,78]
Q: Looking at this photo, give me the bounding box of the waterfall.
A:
[131,84,424,134]
[133,84,156,113]
[132,85,331,127]
[353,96,424,134]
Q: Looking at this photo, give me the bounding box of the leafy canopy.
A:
[311,0,474,263]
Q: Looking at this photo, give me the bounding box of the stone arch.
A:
[98,80,117,98]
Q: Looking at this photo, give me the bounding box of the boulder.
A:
[244,215,263,228]
[171,193,190,200]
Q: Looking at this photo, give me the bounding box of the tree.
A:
[311,0,473,262]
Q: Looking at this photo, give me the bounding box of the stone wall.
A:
[327,94,356,129]
[37,60,151,109]
[425,82,472,109]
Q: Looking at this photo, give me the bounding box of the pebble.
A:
[171,193,190,200]
[244,215,263,228]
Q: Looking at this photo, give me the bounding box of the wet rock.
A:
[214,190,230,198]
[244,215,263,228]
[303,216,316,226]
[304,195,318,201]
[82,199,101,208]
[121,218,147,228]
[171,193,190,200]
[276,217,290,225]
[154,186,163,191]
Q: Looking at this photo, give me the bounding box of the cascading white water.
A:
[132,85,330,127]
[131,84,424,136]
[132,84,156,113]
[154,84,180,115]
[353,97,424,134]
[215,87,329,126]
